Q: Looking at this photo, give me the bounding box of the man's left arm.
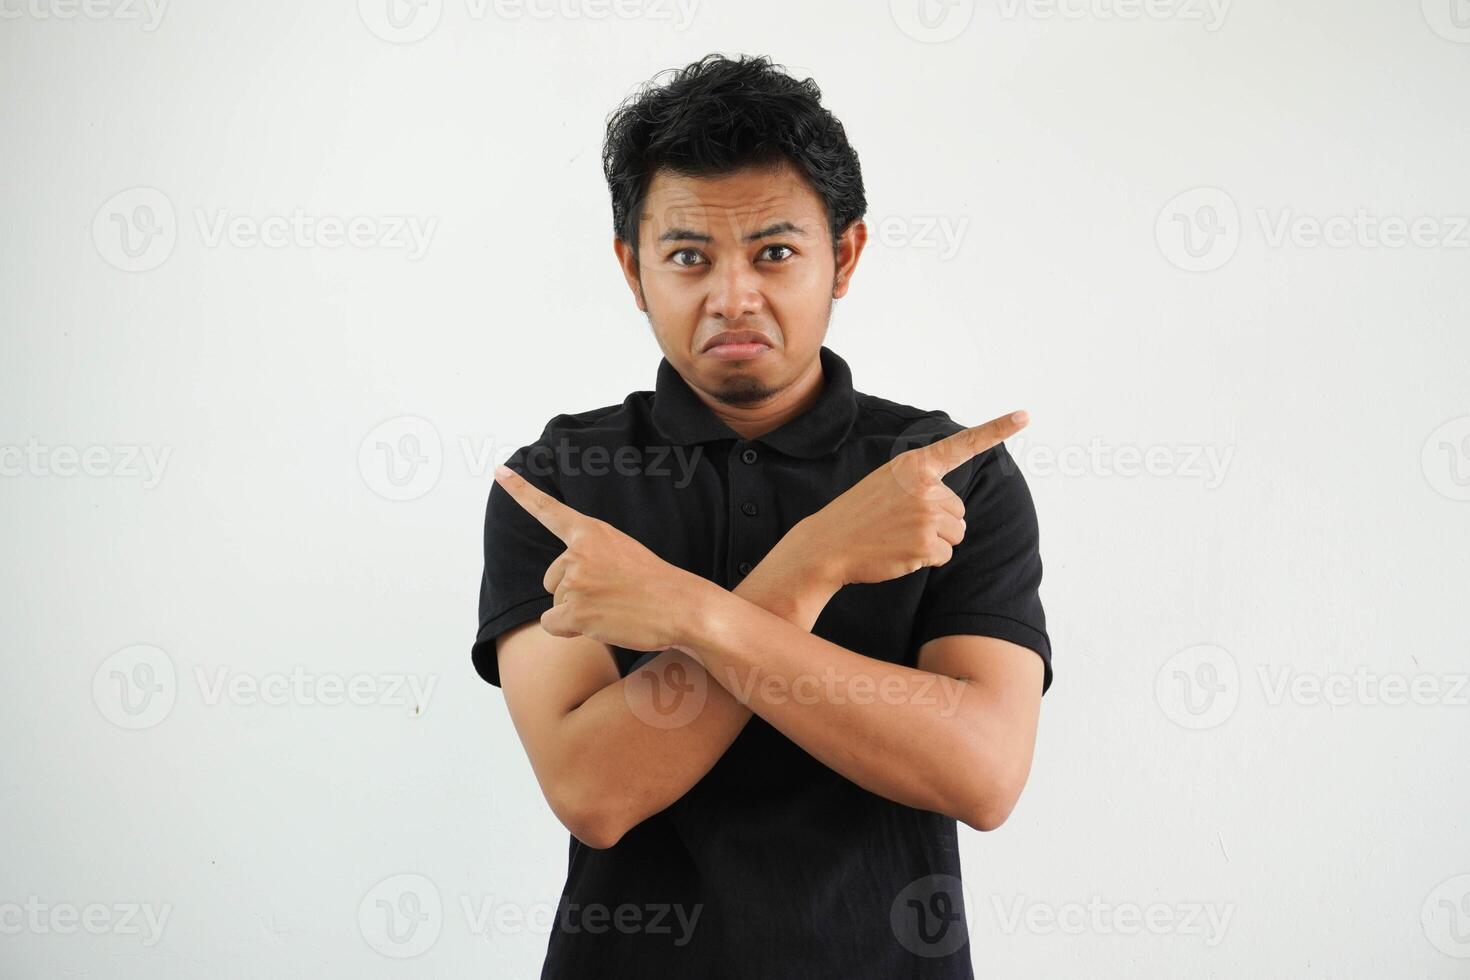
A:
[672,433,1050,831]
[674,586,1042,831]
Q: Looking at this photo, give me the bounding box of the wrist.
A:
[672,572,727,651]
[785,517,846,594]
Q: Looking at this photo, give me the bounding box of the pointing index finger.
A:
[494,464,579,541]
[921,410,1029,476]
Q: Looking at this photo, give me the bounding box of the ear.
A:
[832,219,868,299]
[613,236,646,312]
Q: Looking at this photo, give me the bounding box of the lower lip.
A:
[703,343,772,361]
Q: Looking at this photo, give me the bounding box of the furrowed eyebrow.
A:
[657,221,809,245]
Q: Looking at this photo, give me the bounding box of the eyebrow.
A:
[657,221,809,245]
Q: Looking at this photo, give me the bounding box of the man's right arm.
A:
[495,520,839,849]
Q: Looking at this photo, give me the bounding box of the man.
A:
[471,53,1052,979]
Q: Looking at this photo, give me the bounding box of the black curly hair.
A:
[602,53,866,266]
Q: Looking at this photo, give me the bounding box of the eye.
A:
[760,244,795,262]
[670,248,706,267]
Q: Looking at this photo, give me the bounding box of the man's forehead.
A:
[640,165,823,238]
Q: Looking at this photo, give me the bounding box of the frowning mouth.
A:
[701,329,774,352]
[701,330,774,361]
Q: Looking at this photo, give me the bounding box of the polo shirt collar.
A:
[651,344,859,459]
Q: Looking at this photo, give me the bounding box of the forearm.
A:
[674,585,989,826]
[554,530,839,844]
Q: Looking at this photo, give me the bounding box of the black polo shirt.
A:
[472,344,1052,979]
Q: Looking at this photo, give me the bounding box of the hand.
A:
[792,410,1030,588]
[493,464,710,653]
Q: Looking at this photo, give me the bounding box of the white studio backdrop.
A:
[2,2,1468,977]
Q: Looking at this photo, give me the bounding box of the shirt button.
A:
[737,561,753,576]
[741,448,758,464]
[741,501,758,517]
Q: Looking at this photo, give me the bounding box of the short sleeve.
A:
[469,441,567,689]
[910,438,1053,695]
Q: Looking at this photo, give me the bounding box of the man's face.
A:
[615,161,865,408]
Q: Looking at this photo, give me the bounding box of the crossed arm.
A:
[494,413,1044,848]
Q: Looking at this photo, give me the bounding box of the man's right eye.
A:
[670,248,706,267]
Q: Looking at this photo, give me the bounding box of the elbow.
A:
[549,783,627,850]
[567,811,624,850]
[962,794,1018,833]
[957,768,1028,833]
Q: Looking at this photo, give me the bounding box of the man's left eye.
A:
[761,244,795,262]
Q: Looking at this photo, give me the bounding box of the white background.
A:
[3,1,1469,977]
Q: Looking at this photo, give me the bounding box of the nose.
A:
[703,256,763,322]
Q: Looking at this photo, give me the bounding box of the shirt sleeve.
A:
[470,439,567,689]
[909,437,1054,695]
